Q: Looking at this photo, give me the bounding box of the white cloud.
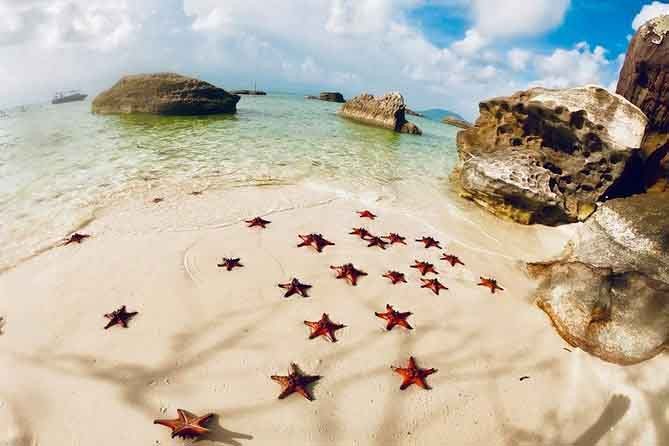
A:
[632,1,669,30]
[508,48,531,72]
[533,42,611,89]
[452,29,488,55]
[471,0,570,38]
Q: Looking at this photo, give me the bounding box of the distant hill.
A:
[415,108,465,122]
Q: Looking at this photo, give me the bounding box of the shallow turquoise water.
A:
[0,94,458,269]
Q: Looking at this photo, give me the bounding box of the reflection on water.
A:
[0,94,458,269]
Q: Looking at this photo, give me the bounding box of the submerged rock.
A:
[92,73,240,115]
[455,85,648,225]
[339,93,422,135]
[442,116,472,129]
[319,92,345,103]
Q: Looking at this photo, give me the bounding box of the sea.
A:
[0,94,459,271]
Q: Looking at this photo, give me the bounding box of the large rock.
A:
[528,193,669,365]
[319,92,345,103]
[455,86,648,225]
[339,93,422,135]
[92,73,240,115]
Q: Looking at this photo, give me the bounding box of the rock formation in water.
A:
[442,116,472,129]
[454,85,647,225]
[92,73,240,115]
[528,192,669,365]
[231,90,267,96]
[319,92,345,103]
[339,93,422,135]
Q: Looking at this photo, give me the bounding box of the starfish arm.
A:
[277,386,296,400]
[103,320,115,330]
[414,377,431,390]
[398,320,413,330]
[154,418,182,431]
[399,377,413,390]
[295,386,314,401]
[386,320,396,331]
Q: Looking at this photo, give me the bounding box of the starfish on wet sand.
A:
[104,305,138,330]
[382,271,407,285]
[441,254,465,267]
[367,236,388,250]
[350,227,372,240]
[217,257,243,271]
[421,278,448,295]
[392,356,437,390]
[358,210,377,220]
[410,261,438,276]
[245,216,271,229]
[416,236,442,249]
[271,363,321,401]
[330,263,368,286]
[297,233,335,253]
[383,233,407,245]
[278,278,312,298]
[375,304,413,331]
[64,233,90,245]
[304,313,346,342]
[154,409,214,439]
[478,277,504,294]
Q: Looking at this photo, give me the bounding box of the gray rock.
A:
[339,92,422,135]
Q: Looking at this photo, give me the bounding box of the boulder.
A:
[443,116,472,129]
[319,92,345,103]
[455,86,648,225]
[528,193,669,365]
[339,92,422,135]
[92,73,240,115]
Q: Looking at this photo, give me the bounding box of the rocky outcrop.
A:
[406,108,424,117]
[443,116,472,129]
[339,93,422,135]
[92,73,240,115]
[455,86,648,225]
[319,92,345,103]
[231,90,267,96]
[528,193,669,365]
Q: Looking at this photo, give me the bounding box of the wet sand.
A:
[1,184,667,445]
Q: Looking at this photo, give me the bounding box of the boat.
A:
[52,90,88,105]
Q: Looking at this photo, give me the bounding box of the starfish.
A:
[297,233,335,253]
[271,363,321,401]
[358,210,377,219]
[367,236,388,250]
[104,305,138,330]
[152,197,164,203]
[478,277,504,294]
[410,261,438,276]
[383,233,407,245]
[382,271,407,285]
[375,304,413,331]
[278,278,312,298]
[217,257,243,271]
[421,278,448,295]
[330,263,368,286]
[154,409,214,439]
[416,236,442,249]
[441,254,465,267]
[64,233,90,245]
[392,356,437,390]
[349,227,372,240]
[245,216,271,229]
[304,313,346,342]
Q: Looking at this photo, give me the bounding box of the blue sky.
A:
[0,0,667,118]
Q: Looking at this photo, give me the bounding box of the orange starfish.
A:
[304,313,346,342]
[478,277,504,294]
[367,236,388,250]
[350,227,372,239]
[383,233,407,245]
[421,278,448,295]
[411,260,438,276]
[154,409,214,439]
[278,278,312,298]
[104,305,138,330]
[330,263,368,286]
[392,356,437,390]
[382,271,407,285]
[441,254,465,267]
[416,236,442,249]
[375,304,413,331]
[245,216,271,228]
[217,257,243,271]
[64,233,90,245]
[271,363,321,401]
[358,210,377,219]
[297,233,335,253]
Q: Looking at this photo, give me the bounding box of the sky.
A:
[1,0,669,118]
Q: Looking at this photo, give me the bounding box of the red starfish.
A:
[104,305,138,330]
[383,233,407,245]
[392,356,437,390]
[278,278,312,298]
[271,363,321,401]
[297,233,335,253]
[358,210,377,219]
[64,233,90,245]
[245,216,271,228]
[441,254,465,267]
[375,304,413,331]
[367,236,388,250]
[416,236,442,249]
[421,278,448,295]
[217,257,243,271]
[350,227,372,239]
[382,271,407,285]
[410,260,438,276]
[154,409,214,439]
[304,313,346,342]
[478,277,504,294]
[330,263,368,286]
